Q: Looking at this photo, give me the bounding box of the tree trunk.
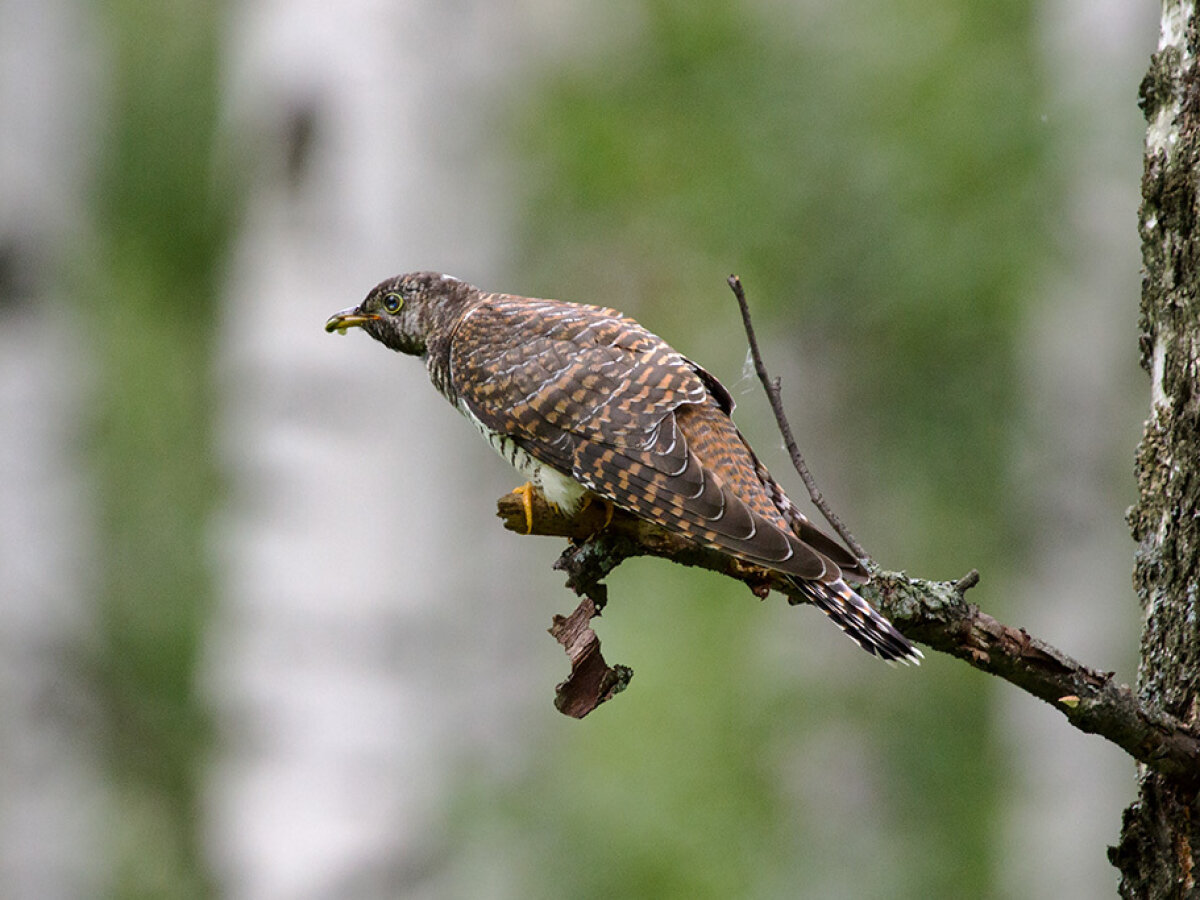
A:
[205,3,545,897]
[0,1,103,897]
[1111,2,1200,896]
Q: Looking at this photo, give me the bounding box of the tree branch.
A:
[726,274,867,560]
[499,275,1199,783]
[497,490,1200,781]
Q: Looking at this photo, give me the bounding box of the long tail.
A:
[790,576,923,665]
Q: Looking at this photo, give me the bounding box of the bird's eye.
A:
[382,291,404,314]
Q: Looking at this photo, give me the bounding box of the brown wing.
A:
[450,294,845,581]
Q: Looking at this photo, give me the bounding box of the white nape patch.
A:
[438,273,462,285]
[1151,331,1168,409]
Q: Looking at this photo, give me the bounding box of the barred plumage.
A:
[326,271,922,665]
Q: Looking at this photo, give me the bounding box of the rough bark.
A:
[1110,2,1200,896]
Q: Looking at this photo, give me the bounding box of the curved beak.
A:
[325,306,380,334]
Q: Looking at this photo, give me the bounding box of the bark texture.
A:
[499,491,1200,781]
[1111,2,1200,896]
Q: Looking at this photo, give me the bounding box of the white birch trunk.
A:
[0,1,103,897]
[204,4,557,898]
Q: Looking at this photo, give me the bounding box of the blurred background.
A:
[0,0,1158,897]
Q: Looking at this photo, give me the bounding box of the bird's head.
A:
[325,271,477,356]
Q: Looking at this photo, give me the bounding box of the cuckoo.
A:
[326,272,921,664]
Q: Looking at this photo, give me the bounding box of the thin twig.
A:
[954,569,981,594]
[727,275,869,560]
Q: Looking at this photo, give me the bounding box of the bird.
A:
[325,272,921,664]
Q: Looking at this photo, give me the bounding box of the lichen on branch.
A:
[497,488,1200,781]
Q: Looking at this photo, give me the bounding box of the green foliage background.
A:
[80,1,1135,898]
[89,2,225,896]
[463,2,1048,896]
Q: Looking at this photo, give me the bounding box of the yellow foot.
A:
[511,482,536,535]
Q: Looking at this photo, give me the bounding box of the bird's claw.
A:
[512,482,536,535]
